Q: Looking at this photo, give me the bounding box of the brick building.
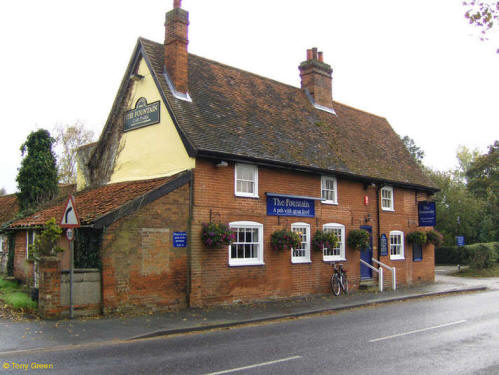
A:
[5,1,438,314]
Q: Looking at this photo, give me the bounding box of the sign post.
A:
[59,196,81,319]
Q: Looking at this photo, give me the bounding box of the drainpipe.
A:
[376,184,381,263]
[186,173,194,307]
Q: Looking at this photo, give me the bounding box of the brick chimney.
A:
[164,0,189,94]
[298,48,333,108]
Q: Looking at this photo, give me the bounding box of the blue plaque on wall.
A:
[379,234,388,256]
[266,195,315,217]
[173,232,187,248]
[418,201,436,227]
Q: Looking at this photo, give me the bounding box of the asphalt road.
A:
[1,290,498,375]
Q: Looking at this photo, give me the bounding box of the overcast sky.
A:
[1,0,497,194]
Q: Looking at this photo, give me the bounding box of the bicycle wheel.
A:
[340,274,348,294]
[331,274,341,296]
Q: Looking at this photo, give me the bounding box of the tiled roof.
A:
[9,176,179,229]
[140,38,437,191]
[0,195,19,225]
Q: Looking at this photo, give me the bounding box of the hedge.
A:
[435,242,499,268]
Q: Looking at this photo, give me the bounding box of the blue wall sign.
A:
[266,196,315,217]
[379,234,388,256]
[418,201,436,227]
[456,236,465,247]
[173,232,187,248]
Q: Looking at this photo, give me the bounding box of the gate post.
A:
[38,256,62,319]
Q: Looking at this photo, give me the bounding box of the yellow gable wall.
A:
[109,58,195,183]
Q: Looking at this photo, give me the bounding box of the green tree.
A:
[53,122,95,184]
[454,145,480,183]
[16,129,59,213]
[466,140,499,241]
[427,168,486,245]
[401,135,425,165]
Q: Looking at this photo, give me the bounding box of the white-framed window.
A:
[26,230,36,259]
[229,221,264,266]
[390,230,404,260]
[0,235,5,253]
[323,223,346,261]
[321,176,338,204]
[381,186,394,211]
[291,223,311,263]
[235,163,258,198]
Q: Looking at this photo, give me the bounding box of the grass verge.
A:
[451,264,499,278]
[0,276,38,312]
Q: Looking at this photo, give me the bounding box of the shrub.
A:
[426,229,444,247]
[347,229,370,250]
[466,243,497,269]
[435,245,470,265]
[30,218,64,259]
[270,229,301,251]
[407,230,427,245]
[201,222,236,249]
[312,230,338,252]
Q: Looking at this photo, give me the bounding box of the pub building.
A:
[4,1,438,315]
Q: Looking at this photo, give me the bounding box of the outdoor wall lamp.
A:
[216,160,228,168]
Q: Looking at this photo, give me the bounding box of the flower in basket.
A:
[201,222,236,249]
[312,230,338,252]
[407,230,427,245]
[347,229,370,251]
[426,229,443,247]
[270,229,301,251]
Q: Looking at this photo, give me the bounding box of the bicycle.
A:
[330,263,348,296]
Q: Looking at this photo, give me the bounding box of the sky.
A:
[0,0,497,194]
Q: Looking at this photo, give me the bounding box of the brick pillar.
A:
[38,257,62,319]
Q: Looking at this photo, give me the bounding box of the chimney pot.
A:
[306,49,313,60]
[312,47,318,60]
[318,51,323,62]
[174,0,181,8]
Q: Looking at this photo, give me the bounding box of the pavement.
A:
[0,266,495,353]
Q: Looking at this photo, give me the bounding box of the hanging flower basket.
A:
[201,222,236,249]
[426,229,443,247]
[270,229,301,251]
[347,229,370,251]
[312,230,338,252]
[407,230,427,245]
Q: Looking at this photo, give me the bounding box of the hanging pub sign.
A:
[379,234,388,256]
[418,201,436,227]
[124,97,160,131]
[266,193,315,218]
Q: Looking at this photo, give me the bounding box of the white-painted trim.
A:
[234,163,259,198]
[389,230,405,260]
[381,186,394,211]
[291,222,311,263]
[228,221,264,266]
[322,223,346,261]
[321,175,338,204]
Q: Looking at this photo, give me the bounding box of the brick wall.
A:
[38,257,62,319]
[13,231,33,283]
[190,158,434,307]
[101,183,190,314]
